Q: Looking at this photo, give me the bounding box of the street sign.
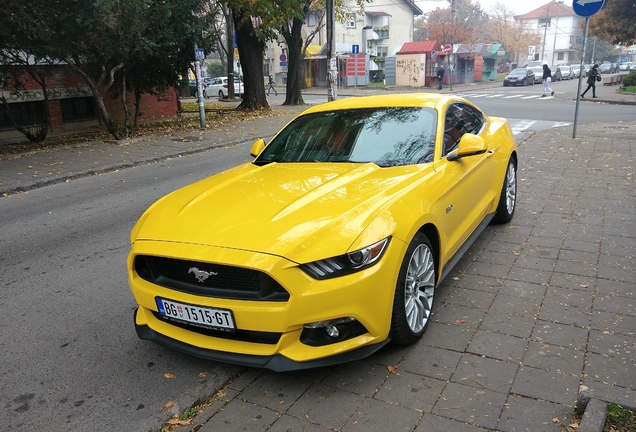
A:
[352,45,359,54]
[279,54,287,62]
[442,45,451,54]
[195,48,205,60]
[572,0,605,17]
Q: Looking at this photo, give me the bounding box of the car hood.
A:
[133,162,431,263]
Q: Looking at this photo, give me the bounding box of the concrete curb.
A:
[577,389,636,432]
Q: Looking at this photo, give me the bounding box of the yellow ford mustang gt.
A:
[128,94,518,371]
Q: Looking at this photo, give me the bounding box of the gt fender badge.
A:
[188,267,217,283]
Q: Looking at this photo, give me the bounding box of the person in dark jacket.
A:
[436,65,445,90]
[542,64,554,97]
[581,64,599,98]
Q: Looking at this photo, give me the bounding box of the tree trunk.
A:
[225,7,236,99]
[233,8,269,111]
[282,17,306,106]
[69,61,125,140]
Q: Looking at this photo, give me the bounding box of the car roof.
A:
[300,93,459,114]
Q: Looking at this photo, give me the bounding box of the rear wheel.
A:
[218,90,224,99]
[391,233,436,345]
[492,158,517,224]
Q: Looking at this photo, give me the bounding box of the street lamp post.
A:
[540,2,557,64]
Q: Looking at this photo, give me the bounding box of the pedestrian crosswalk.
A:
[456,92,555,100]
[507,119,571,136]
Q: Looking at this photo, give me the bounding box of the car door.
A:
[433,102,497,263]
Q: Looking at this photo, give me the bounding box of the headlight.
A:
[299,237,391,280]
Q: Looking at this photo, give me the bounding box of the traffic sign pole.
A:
[572,0,605,138]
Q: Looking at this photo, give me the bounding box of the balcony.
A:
[373,27,389,39]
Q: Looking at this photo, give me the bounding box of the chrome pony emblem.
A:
[188,267,217,283]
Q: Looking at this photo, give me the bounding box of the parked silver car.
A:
[558,65,574,80]
[529,66,545,83]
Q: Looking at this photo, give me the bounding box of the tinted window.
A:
[443,103,485,155]
[255,107,437,166]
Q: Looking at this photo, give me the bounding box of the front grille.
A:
[135,255,289,301]
[152,311,281,344]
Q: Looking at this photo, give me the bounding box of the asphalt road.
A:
[1,145,251,431]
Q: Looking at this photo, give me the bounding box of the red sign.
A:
[443,45,451,54]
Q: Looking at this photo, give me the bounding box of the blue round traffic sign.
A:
[572,0,605,17]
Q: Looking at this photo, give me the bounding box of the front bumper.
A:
[128,238,406,369]
[134,312,390,371]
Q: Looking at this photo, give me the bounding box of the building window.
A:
[307,13,316,27]
[557,52,565,61]
[376,46,388,57]
[60,97,96,122]
[0,101,46,130]
[345,14,356,28]
[538,18,551,28]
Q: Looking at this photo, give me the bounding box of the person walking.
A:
[581,64,599,98]
[541,64,554,97]
[267,75,278,96]
[436,65,445,90]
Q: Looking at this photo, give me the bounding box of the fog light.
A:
[301,317,368,347]
[326,325,340,338]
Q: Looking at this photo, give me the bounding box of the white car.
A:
[203,76,244,99]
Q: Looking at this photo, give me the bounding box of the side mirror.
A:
[250,138,266,157]
[448,133,487,161]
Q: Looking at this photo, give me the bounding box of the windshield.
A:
[510,69,526,75]
[254,107,437,167]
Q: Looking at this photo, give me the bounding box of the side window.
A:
[443,103,485,156]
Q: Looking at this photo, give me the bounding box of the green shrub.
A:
[623,71,636,87]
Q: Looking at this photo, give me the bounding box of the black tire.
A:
[492,157,517,224]
[391,233,436,345]
[218,90,224,99]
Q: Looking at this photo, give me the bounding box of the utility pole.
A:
[326,0,336,101]
[449,0,455,91]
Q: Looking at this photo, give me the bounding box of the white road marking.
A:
[511,120,537,135]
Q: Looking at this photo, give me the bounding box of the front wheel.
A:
[218,90,225,99]
[391,233,436,345]
[492,158,517,224]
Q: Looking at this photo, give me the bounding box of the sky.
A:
[414,0,573,18]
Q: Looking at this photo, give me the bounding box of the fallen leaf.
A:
[454,319,466,324]
[198,372,208,378]
[387,365,399,374]
[552,417,560,423]
[162,400,176,411]
[166,417,192,426]
[164,373,176,379]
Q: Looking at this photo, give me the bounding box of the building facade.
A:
[516,1,585,66]
[264,0,423,87]
[1,65,179,142]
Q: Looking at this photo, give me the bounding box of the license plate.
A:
[156,298,235,331]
